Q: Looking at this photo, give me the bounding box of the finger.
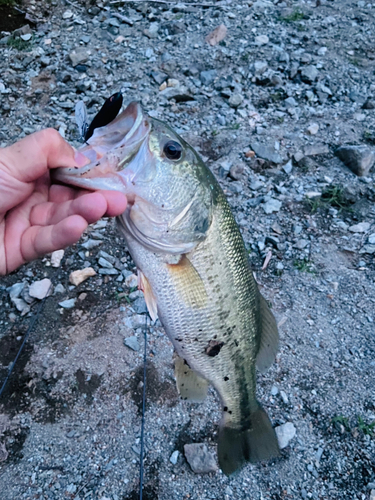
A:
[30,192,109,226]
[48,184,83,203]
[0,129,77,184]
[97,191,127,217]
[20,215,88,265]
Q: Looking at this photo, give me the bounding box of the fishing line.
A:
[139,313,148,500]
[0,285,52,400]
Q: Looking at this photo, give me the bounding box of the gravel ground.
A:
[0,0,375,499]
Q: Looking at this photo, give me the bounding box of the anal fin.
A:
[256,292,279,373]
[174,354,209,403]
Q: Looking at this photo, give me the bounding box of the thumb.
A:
[0,128,78,184]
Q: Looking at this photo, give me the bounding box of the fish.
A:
[54,100,280,475]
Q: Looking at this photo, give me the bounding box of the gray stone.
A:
[284,97,297,108]
[200,70,217,85]
[294,239,309,249]
[300,65,319,83]
[98,257,113,269]
[8,282,24,300]
[59,299,76,309]
[123,314,146,329]
[69,47,90,67]
[184,443,218,474]
[368,234,375,245]
[170,450,179,465]
[151,70,168,85]
[82,239,103,250]
[283,160,293,174]
[228,93,243,108]
[54,284,65,294]
[349,222,370,233]
[275,422,296,449]
[124,336,140,351]
[254,60,268,74]
[335,145,375,177]
[29,279,52,300]
[132,297,148,314]
[263,199,282,214]
[98,268,119,275]
[359,245,375,255]
[12,298,30,315]
[251,143,283,164]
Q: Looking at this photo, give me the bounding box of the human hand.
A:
[0,129,127,275]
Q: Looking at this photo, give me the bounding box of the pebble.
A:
[184,443,218,474]
[8,282,24,300]
[51,249,64,268]
[200,70,217,86]
[81,239,103,250]
[69,267,96,286]
[300,65,319,83]
[335,145,375,177]
[368,234,375,245]
[170,450,179,465]
[69,47,90,67]
[228,93,243,108]
[307,123,319,135]
[125,274,138,289]
[123,314,146,329]
[59,299,76,309]
[132,297,148,314]
[205,24,227,46]
[29,279,52,300]
[275,422,296,449]
[12,298,30,315]
[124,336,140,352]
[348,222,370,233]
[283,160,293,174]
[54,284,65,294]
[255,35,269,46]
[251,143,283,164]
[263,199,282,214]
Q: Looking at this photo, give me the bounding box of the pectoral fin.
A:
[137,270,158,321]
[255,293,279,373]
[174,354,209,403]
[166,255,207,309]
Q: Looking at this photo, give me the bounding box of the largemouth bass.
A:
[54,101,280,474]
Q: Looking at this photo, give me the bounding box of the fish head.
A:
[53,101,213,254]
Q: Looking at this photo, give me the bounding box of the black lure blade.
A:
[84,92,123,141]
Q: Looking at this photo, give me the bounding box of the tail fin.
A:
[218,405,280,475]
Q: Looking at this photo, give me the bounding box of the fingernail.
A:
[74,151,89,167]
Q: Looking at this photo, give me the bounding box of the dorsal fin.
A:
[256,293,279,373]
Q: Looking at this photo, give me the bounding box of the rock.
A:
[294,239,309,249]
[8,282,24,300]
[251,143,283,164]
[69,267,96,286]
[20,33,32,42]
[254,60,268,74]
[255,34,269,45]
[170,450,179,465]
[125,274,138,288]
[300,65,319,83]
[184,443,218,474]
[359,245,375,255]
[200,70,217,86]
[303,144,329,157]
[348,222,370,233]
[275,422,296,449]
[124,336,140,351]
[228,93,243,108]
[59,298,76,309]
[205,24,227,46]
[335,145,375,177]
[307,123,319,135]
[123,314,146,329]
[263,199,282,214]
[280,390,289,404]
[54,284,65,294]
[62,10,74,19]
[284,97,297,108]
[370,490,375,500]
[151,70,168,85]
[271,385,279,396]
[69,48,90,67]
[98,257,113,269]
[51,249,64,267]
[368,234,375,245]
[362,98,375,110]
[0,442,8,462]
[12,298,30,315]
[283,160,293,174]
[29,278,52,300]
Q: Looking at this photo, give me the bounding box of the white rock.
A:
[69,267,96,286]
[349,222,370,233]
[29,278,52,300]
[263,199,282,214]
[63,10,73,19]
[125,273,138,289]
[275,422,296,449]
[307,123,319,135]
[368,234,375,244]
[51,249,64,267]
[12,298,30,316]
[282,160,293,174]
[170,450,179,465]
[59,299,76,309]
[255,35,269,46]
[20,33,32,41]
[8,282,24,299]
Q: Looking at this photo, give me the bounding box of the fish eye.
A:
[163,140,182,160]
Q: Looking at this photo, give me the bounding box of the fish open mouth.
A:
[52,101,150,193]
